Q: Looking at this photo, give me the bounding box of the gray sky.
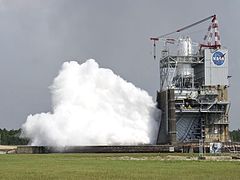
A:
[0,0,239,130]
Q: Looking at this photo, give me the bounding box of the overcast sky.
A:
[0,0,239,130]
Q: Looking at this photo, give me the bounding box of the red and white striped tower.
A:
[202,15,221,49]
[212,15,221,48]
[204,23,212,46]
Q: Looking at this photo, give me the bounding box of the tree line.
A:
[0,128,240,145]
[0,128,29,145]
[230,129,240,142]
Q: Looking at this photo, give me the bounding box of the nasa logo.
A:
[212,51,225,66]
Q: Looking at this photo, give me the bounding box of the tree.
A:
[230,129,240,142]
[0,128,29,145]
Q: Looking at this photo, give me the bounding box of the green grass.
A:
[0,153,239,180]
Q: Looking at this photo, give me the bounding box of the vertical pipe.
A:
[168,89,176,144]
[166,90,168,136]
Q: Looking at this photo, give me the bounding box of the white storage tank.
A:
[177,36,192,56]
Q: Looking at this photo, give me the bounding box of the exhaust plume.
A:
[22,59,159,146]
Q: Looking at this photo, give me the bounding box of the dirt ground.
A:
[107,154,240,161]
[0,145,17,154]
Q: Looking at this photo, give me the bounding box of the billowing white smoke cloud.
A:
[22,59,159,146]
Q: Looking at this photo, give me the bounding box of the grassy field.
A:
[0,153,239,180]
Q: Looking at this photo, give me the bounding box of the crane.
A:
[150,15,221,59]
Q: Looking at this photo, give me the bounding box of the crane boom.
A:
[152,15,216,39]
[150,15,220,60]
[175,15,215,34]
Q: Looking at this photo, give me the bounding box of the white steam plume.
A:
[22,59,159,146]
